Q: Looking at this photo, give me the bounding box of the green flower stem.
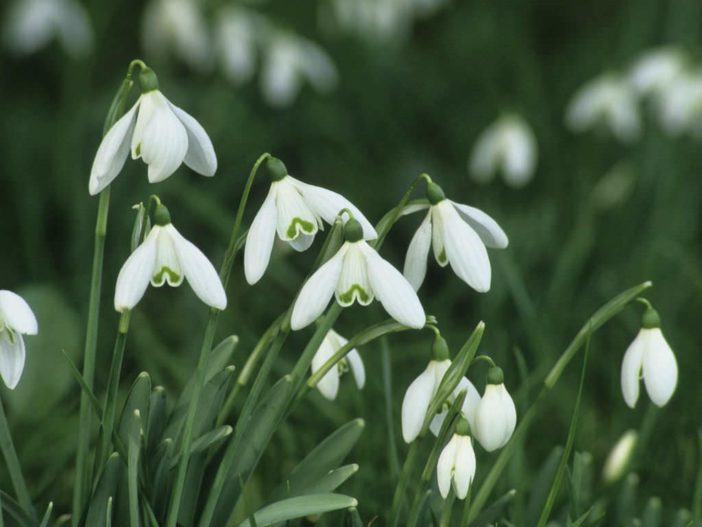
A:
[165,154,270,527]
[467,281,652,521]
[97,311,131,472]
[458,486,473,527]
[0,398,32,515]
[390,441,420,527]
[72,186,111,525]
[439,490,456,527]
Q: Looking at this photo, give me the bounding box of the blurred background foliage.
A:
[1,0,701,524]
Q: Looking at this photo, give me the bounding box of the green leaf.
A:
[127,410,143,527]
[300,464,359,495]
[149,439,175,519]
[469,489,517,527]
[526,446,563,525]
[118,372,151,448]
[84,453,124,527]
[0,491,32,527]
[60,349,103,419]
[272,418,364,499]
[38,502,53,527]
[566,507,592,527]
[179,336,239,402]
[146,386,167,454]
[190,425,233,456]
[569,451,593,519]
[642,497,662,527]
[237,494,358,527]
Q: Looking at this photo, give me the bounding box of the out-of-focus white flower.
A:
[142,0,210,71]
[311,329,365,400]
[565,73,641,143]
[244,158,376,285]
[0,290,38,390]
[215,6,258,85]
[261,32,338,107]
[4,0,93,58]
[629,47,687,98]
[290,219,425,331]
[655,72,702,137]
[602,429,637,483]
[89,67,217,195]
[114,203,226,312]
[429,376,481,436]
[469,115,538,187]
[436,419,476,500]
[401,358,450,443]
[473,367,516,452]
[620,306,677,408]
[403,181,508,293]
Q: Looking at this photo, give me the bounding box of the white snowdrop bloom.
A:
[629,47,687,98]
[216,7,258,85]
[655,72,702,137]
[290,219,425,331]
[325,0,411,42]
[565,73,641,143]
[436,420,476,500]
[261,32,338,107]
[142,0,210,71]
[473,367,517,452]
[620,306,677,408]
[401,338,451,443]
[244,158,377,285]
[114,204,226,312]
[469,115,538,187]
[602,429,637,483]
[89,67,217,195]
[429,376,481,436]
[4,0,93,58]
[311,329,365,400]
[403,181,508,293]
[0,290,38,390]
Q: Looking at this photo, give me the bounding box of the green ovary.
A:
[287,217,315,239]
[338,285,371,305]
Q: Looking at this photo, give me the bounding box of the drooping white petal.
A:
[499,385,517,440]
[89,100,139,195]
[346,349,365,390]
[0,290,38,334]
[429,376,481,437]
[452,436,476,499]
[336,243,373,306]
[274,178,319,242]
[620,331,645,408]
[261,35,302,107]
[401,365,436,443]
[501,119,537,187]
[151,227,183,287]
[168,224,227,310]
[474,384,516,452]
[114,228,159,311]
[642,329,678,407]
[436,435,458,498]
[244,187,278,285]
[137,92,189,183]
[436,201,491,292]
[449,201,508,249]
[361,243,425,328]
[403,212,432,291]
[290,177,378,240]
[0,332,26,390]
[311,333,340,400]
[290,245,347,330]
[469,125,501,183]
[167,101,217,176]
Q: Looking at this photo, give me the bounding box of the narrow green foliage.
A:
[467,489,517,527]
[84,453,123,527]
[694,430,702,520]
[0,491,32,527]
[0,399,33,516]
[38,503,53,527]
[382,339,401,478]
[237,494,358,527]
[61,349,103,418]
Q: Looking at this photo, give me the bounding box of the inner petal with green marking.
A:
[336,243,374,306]
[151,228,184,287]
[431,207,449,267]
[274,177,319,241]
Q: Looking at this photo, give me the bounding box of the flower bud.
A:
[473,374,516,452]
[602,429,637,483]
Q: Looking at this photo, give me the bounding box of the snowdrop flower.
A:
[403,181,508,293]
[620,304,677,408]
[4,0,93,58]
[401,336,451,443]
[436,417,476,499]
[261,32,338,107]
[602,429,637,483]
[244,157,377,285]
[89,66,217,195]
[311,329,365,400]
[565,73,641,143]
[0,290,38,389]
[469,115,538,187]
[655,72,702,137]
[114,203,226,312]
[216,7,258,84]
[629,47,687,98]
[290,219,425,331]
[429,376,480,437]
[142,0,210,71]
[473,367,516,452]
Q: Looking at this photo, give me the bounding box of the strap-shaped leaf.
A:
[237,494,358,527]
[468,489,516,527]
[118,372,151,447]
[84,453,124,527]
